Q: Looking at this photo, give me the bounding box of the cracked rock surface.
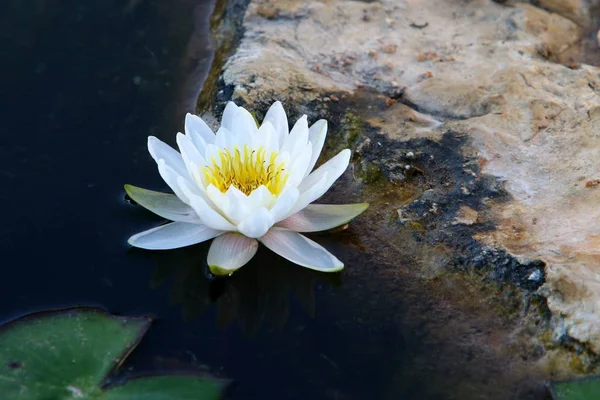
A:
[220,0,600,356]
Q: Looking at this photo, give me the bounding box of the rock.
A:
[519,4,582,62]
[519,0,591,27]
[220,0,600,359]
[355,138,372,155]
[453,206,479,226]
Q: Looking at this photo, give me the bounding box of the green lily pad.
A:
[101,376,223,400]
[551,377,600,399]
[0,307,223,399]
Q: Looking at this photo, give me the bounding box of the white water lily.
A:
[126,101,368,275]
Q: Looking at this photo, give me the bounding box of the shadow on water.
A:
[0,1,556,399]
[139,242,342,334]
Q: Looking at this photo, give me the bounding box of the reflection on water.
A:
[145,242,342,334]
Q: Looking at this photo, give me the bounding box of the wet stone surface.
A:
[200,0,600,392]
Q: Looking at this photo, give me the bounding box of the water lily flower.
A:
[126,101,368,275]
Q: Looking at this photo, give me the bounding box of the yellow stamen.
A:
[202,145,289,195]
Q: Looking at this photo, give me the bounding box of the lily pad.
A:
[551,377,600,399]
[0,307,223,399]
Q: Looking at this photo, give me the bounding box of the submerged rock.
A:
[216,0,600,378]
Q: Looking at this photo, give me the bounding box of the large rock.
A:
[515,0,593,28]
[220,0,600,356]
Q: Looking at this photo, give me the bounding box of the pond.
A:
[1,1,553,399]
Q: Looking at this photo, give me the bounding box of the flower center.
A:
[202,145,289,195]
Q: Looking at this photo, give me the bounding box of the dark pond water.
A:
[1,1,549,399]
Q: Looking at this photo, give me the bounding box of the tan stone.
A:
[527,0,591,27]
[453,206,479,226]
[221,0,600,353]
[520,4,582,62]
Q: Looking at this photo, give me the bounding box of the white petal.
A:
[205,184,229,210]
[281,115,309,160]
[259,229,343,272]
[185,113,214,146]
[306,119,327,176]
[237,207,274,238]
[204,143,224,167]
[247,185,276,210]
[285,172,329,218]
[254,120,278,151]
[188,133,208,160]
[296,148,351,204]
[229,120,257,150]
[277,203,368,232]
[186,160,207,188]
[269,186,299,222]
[224,185,252,214]
[179,179,237,231]
[262,101,289,146]
[221,102,238,132]
[128,222,222,250]
[285,142,312,187]
[157,159,192,204]
[124,184,199,222]
[232,106,258,135]
[206,185,250,225]
[176,133,207,173]
[178,175,216,206]
[214,126,233,149]
[274,151,291,169]
[207,233,258,276]
[148,136,187,177]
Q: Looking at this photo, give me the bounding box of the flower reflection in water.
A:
[147,241,342,335]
